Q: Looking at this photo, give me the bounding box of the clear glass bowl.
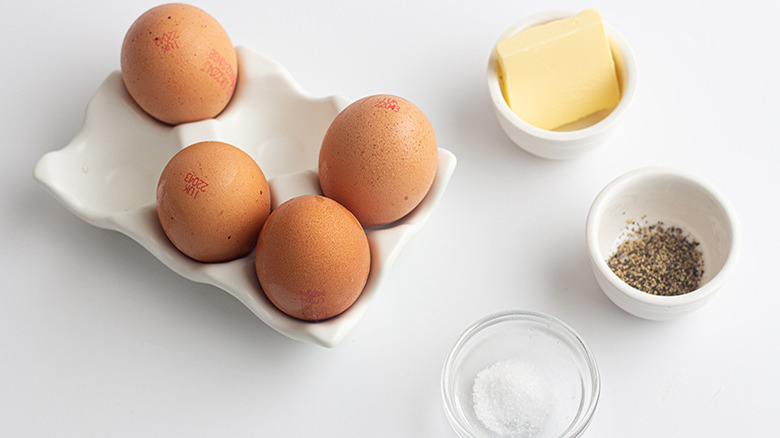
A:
[441,311,600,438]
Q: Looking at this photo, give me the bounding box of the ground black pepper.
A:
[607,220,704,296]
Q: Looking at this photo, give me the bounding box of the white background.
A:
[2,0,778,436]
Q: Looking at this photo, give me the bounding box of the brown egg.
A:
[255,195,370,321]
[121,3,237,125]
[318,94,438,226]
[156,141,270,262]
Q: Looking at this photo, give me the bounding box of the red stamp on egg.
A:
[154,30,180,53]
[183,172,208,199]
[200,49,236,98]
[373,97,401,112]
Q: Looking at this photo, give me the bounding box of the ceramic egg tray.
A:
[33,46,457,348]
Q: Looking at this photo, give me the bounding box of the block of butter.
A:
[496,9,621,131]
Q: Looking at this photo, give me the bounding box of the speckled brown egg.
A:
[318,94,438,226]
[255,195,370,321]
[121,3,237,125]
[156,141,270,262]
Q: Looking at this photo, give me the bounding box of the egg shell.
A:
[255,195,371,322]
[121,3,237,125]
[319,94,438,226]
[156,141,270,262]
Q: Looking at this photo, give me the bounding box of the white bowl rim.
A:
[441,310,600,438]
[586,166,742,307]
[487,10,638,143]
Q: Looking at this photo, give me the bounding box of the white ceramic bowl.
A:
[442,311,600,438]
[487,11,637,159]
[586,167,740,320]
[33,46,457,347]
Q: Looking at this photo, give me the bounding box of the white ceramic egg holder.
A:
[34,46,457,348]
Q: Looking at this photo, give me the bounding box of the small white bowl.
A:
[586,167,741,320]
[442,311,600,438]
[487,11,637,159]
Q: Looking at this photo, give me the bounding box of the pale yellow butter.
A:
[496,9,621,130]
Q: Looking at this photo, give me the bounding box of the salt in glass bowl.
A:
[441,311,600,438]
[586,167,741,320]
[487,10,637,159]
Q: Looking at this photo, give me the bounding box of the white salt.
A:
[472,358,554,437]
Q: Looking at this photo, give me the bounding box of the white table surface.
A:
[3,0,778,436]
